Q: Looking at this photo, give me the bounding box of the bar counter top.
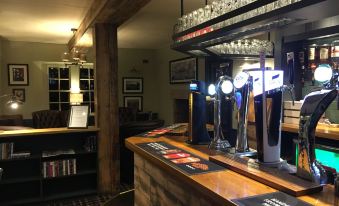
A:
[126,135,338,206]
[0,126,99,138]
[282,123,339,141]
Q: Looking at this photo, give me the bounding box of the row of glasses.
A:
[174,0,302,35]
[207,39,274,56]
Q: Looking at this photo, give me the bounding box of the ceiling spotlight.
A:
[61,52,70,62]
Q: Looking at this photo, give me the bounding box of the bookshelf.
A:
[0,128,99,205]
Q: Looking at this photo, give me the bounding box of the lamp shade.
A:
[70,93,83,105]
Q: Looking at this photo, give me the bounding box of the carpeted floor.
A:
[46,194,114,206]
[44,184,134,206]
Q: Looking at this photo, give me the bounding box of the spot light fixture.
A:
[61,49,87,65]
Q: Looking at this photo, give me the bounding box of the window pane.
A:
[80,68,89,79]
[61,103,70,111]
[60,80,69,90]
[90,103,95,113]
[49,92,59,102]
[90,80,94,90]
[49,103,59,110]
[90,91,94,101]
[80,80,89,90]
[60,68,69,78]
[60,92,69,102]
[89,69,94,79]
[49,67,59,78]
[49,79,59,90]
[83,92,90,102]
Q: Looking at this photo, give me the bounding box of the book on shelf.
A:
[0,143,14,160]
[42,159,77,178]
[42,149,75,157]
[10,152,31,159]
[84,136,97,152]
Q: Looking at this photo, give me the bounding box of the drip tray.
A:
[209,153,323,196]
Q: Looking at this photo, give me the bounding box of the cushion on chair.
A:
[32,110,64,128]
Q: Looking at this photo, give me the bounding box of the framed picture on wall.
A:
[169,57,197,84]
[123,77,143,93]
[124,96,143,111]
[12,88,25,102]
[8,64,29,86]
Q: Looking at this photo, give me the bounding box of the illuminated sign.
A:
[248,70,284,97]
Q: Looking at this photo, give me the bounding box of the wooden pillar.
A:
[94,23,119,193]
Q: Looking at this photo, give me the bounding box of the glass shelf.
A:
[171,0,328,56]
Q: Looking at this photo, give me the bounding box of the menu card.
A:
[136,142,225,175]
[232,192,312,206]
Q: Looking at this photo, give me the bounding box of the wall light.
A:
[0,94,23,109]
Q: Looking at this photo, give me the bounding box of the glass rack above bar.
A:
[171,0,328,54]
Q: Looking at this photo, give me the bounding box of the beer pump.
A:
[249,69,285,165]
[187,80,210,145]
[208,76,233,151]
[233,71,253,154]
[297,64,338,184]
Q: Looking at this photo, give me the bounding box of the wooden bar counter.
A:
[126,135,338,206]
[282,123,339,141]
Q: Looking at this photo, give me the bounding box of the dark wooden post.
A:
[94,23,119,193]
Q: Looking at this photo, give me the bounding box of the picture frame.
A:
[68,105,89,129]
[123,77,143,93]
[12,89,25,102]
[124,96,143,111]
[8,64,29,86]
[169,57,197,84]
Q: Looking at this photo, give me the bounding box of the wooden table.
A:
[126,135,338,206]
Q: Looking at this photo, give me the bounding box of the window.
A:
[48,67,70,111]
[80,68,95,114]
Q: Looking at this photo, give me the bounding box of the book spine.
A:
[67,160,70,175]
[52,161,55,177]
[3,143,7,159]
[73,159,76,175]
[63,160,66,176]
[55,161,59,177]
[48,162,52,178]
[0,143,2,160]
[43,162,46,178]
[58,160,62,177]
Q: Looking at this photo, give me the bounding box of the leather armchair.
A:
[32,110,69,128]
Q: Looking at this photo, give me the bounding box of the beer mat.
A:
[137,128,172,138]
[232,192,312,206]
[136,141,225,175]
[136,124,187,138]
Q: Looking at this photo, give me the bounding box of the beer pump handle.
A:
[282,85,295,106]
[286,52,295,105]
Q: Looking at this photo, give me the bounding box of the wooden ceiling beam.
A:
[68,0,151,50]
